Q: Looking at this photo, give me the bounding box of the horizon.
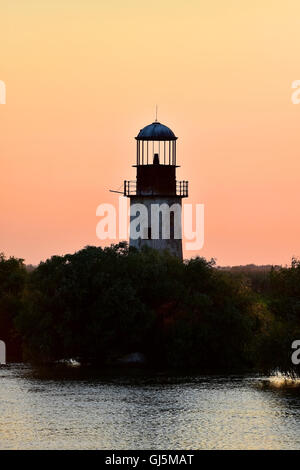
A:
[17,245,288,270]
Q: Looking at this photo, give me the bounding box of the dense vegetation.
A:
[0,245,299,374]
[0,253,26,361]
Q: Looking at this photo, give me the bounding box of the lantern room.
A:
[135,121,178,166]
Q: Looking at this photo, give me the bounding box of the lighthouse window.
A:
[170,212,174,239]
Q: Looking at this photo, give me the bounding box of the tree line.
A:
[0,245,299,374]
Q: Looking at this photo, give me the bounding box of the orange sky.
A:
[1,0,300,266]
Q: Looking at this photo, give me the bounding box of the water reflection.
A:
[0,365,300,449]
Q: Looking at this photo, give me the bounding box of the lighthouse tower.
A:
[124,120,188,259]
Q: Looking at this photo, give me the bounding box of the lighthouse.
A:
[124,120,188,259]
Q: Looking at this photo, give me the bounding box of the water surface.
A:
[1,365,300,449]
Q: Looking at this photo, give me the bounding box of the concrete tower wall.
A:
[129,196,183,259]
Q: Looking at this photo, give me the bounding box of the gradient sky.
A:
[1,0,300,265]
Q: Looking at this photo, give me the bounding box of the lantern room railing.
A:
[124,180,188,197]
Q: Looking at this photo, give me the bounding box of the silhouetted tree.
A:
[2,245,298,375]
[0,253,27,361]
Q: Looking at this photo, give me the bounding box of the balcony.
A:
[124,180,137,196]
[176,180,188,197]
[124,180,188,197]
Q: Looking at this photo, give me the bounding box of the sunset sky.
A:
[1,0,300,266]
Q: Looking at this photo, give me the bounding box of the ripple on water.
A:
[0,365,300,449]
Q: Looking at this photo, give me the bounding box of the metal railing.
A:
[124,180,188,197]
[176,180,188,197]
[124,180,137,196]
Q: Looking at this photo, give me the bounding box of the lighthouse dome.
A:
[136,122,177,141]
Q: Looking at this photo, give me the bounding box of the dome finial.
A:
[155,104,158,122]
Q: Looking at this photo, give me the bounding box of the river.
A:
[0,364,300,449]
